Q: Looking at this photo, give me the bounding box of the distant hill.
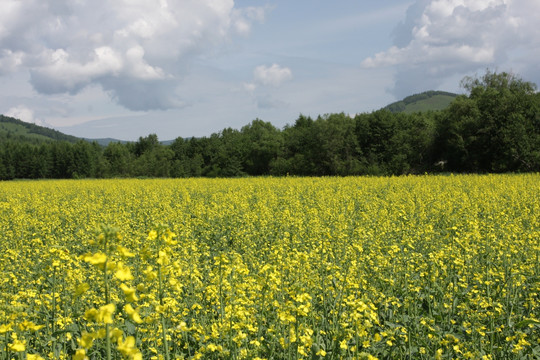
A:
[0,115,81,144]
[0,115,179,145]
[84,138,175,146]
[2,91,458,146]
[384,90,458,113]
[0,115,134,145]
[80,137,130,146]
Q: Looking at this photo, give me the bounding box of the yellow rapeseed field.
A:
[0,175,539,359]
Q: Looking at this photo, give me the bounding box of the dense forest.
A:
[1,70,539,180]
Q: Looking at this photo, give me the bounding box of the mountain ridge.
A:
[1,90,458,144]
[0,115,81,144]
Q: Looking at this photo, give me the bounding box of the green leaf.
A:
[515,319,540,329]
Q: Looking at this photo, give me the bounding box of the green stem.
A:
[219,254,224,326]
[52,266,57,358]
[103,234,111,360]
[161,316,170,360]
[158,263,170,360]
[5,332,9,360]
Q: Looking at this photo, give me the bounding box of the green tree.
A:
[70,141,99,178]
[35,143,53,178]
[313,113,362,175]
[104,142,133,177]
[144,147,175,177]
[50,142,75,178]
[436,70,540,172]
[274,115,320,175]
[0,151,5,180]
[0,144,15,180]
[434,96,481,171]
[198,129,245,177]
[240,119,282,175]
[355,110,397,175]
[133,134,159,157]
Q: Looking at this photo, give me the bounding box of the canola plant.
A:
[0,175,538,359]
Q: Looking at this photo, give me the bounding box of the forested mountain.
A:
[384,91,458,113]
[0,116,172,146]
[80,138,129,146]
[0,115,81,144]
[1,70,539,179]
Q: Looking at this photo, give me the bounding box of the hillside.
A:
[2,90,459,146]
[80,137,130,146]
[384,90,458,113]
[0,115,80,144]
[0,115,176,145]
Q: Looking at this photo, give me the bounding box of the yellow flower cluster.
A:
[0,175,539,359]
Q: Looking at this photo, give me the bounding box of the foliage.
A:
[434,70,540,172]
[0,175,539,359]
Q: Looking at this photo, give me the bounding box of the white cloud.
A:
[362,0,540,97]
[243,82,257,92]
[0,50,24,75]
[0,0,267,110]
[5,105,44,125]
[125,46,166,80]
[244,64,293,109]
[253,64,292,87]
[232,6,268,35]
[30,47,124,94]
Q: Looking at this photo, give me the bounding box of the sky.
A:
[1,0,539,141]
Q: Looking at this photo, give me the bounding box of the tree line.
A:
[1,70,539,180]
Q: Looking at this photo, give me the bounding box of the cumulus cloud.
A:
[232,6,268,35]
[362,0,540,97]
[253,64,293,87]
[6,105,44,125]
[243,63,292,109]
[243,82,257,93]
[0,50,24,75]
[0,0,266,110]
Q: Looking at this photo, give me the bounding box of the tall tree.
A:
[436,70,540,172]
[133,134,159,157]
[104,142,133,177]
[240,119,282,175]
[313,113,362,175]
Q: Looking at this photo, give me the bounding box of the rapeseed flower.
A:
[83,252,107,267]
[124,304,143,324]
[96,303,115,324]
[115,262,134,281]
[27,354,45,360]
[1,175,538,359]
[8,338,25,352]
